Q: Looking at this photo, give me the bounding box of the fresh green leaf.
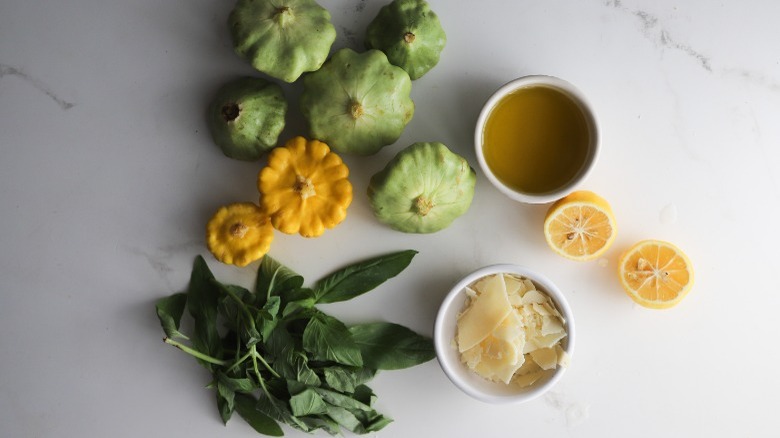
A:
[345,400,392,434]
[313,250,417,304]
[352,368,377,386]
[267,329,322,387]
[256,296,280,342]
[286,379,308,396]
[349,322,435,370]
[216,284,254,337]
[263,326,294,361]
[313,388,372,412]
[186,256,223,368]
[303,313,363,367]
[323,367,357,393]
[324,405,365,434]
[263,295,281,317]
[256,391,310,432]
[216,381,235,425]
[290,352,321,387]
[299,415,341,435]
[234,394,283,437]
[364,413,393,432]
[352,384,377,407]
[281,288,317,318]
[290,388,328,416]
[155,292,188,340]
[256,255,304,303]
[217,372,255,394]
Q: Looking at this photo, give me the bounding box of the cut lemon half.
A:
[618,239,694,309]
[543,190,617,261]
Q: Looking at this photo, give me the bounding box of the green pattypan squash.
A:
[207,77,287,161]
[368,142,476,233]
[229,0,336,83]
[365,0,446,80]
[300,48,414,156]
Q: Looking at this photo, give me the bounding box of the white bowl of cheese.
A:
[434,264,575,404]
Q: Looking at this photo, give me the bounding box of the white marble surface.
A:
[2,0,779,436]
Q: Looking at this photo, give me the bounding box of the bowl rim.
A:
[474,74,600,204]
[433,264,576,404]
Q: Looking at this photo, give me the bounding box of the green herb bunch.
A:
[155,250,434,436]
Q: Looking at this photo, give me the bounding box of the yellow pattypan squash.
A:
[258,136,352,237]
[206,202,274,267]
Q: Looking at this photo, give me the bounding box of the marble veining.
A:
[123,241,201,291]
[602,1,712,72]
[545,391,591,427]
[723,67,780,93]
[0,63,75,111]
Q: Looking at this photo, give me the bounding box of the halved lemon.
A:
[543,190,617,261]
[618,239,694,309]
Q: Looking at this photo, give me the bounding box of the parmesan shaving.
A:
[455,273,570,387]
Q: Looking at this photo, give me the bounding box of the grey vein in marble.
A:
[545,391,591,427]
[0,63,75,110]
[603,2,712,72]
[123,240,201,291]
[659,30,712,71]
[723,68,780,93]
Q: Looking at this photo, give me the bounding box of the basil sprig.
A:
[156,250,433,436]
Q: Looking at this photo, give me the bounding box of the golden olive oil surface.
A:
[483,86,590,194]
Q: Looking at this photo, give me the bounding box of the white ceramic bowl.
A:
[474,75,599,204]
[434,264,575,404]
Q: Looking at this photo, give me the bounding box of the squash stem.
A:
[413,195,434,216]
[349,101,364,119]
[294,175,316,200]
[274,6,293,26]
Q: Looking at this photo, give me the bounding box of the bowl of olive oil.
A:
[475,75,599,204]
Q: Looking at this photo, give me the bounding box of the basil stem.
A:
[163,337,226,366]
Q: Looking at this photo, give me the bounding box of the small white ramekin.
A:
[474,75,599,204]
[434,264,575,404]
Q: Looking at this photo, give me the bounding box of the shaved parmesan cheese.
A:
[529,347,558,370]
[456,274,512,352]
[455,273,570,387]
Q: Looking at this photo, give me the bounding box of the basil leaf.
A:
[313,250,417,304]
[352,368,377,387]
[352,384,377,407]
[291,353,321,387]
[349,322,435,370]
[303,313,363,367]
[216,381,235,425]
[324,405,365,434]
[256,255,304,303]
[215,284,252,333]
[256,296,280,342]
[313,388,372,412]
[256,391,310,432]
[299,415,341,435]
[186,256,223,368]
[274,352,321,387]
[323,367,357,393]
[234,393,283,437]
[264,328,321,387]
[364,413,393,432]
[155,292,188,340]
[290,388,328,416]
[263,326,294,361]
[281,288,316,318]
[217,372,255,394]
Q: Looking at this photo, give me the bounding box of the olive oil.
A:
[482,85,590,194]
